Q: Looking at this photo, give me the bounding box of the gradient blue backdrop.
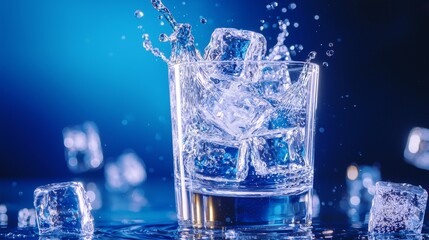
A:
[1,0,429,219]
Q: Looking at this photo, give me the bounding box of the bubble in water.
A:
[323,62,329,67]
[200,17,207,24]
[326,49,334,57]
[159,33,169,42]
[314,15,320,20]
[266,2,278,10]
[134,10,144,18]
[288,3,297,10]
[329,42,334,47]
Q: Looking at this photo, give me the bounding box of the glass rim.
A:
[169,60,319,68]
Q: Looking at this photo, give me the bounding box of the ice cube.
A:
[63,121,103,173]
[199,81,271,138]
[368,181,428,234]
[204,28,266,76]
[105,150,147,192]
[33,181,94,236]
[404,127,429,170]
[249,127,305,175]
[17,208,36,228]
[192,139,248,181]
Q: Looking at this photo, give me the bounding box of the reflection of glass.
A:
[169,61,319,231]
[404,127,429,170]
[63,121,103,173]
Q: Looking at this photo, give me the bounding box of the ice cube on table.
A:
[404,127,429,170]
[17,208,36,228]
[368,181,428,234]
[33,181,94,236]
[204,28,267,76]
[63,121,103,173]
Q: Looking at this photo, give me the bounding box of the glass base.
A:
[177,189,313,234]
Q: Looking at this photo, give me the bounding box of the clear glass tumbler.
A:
[168,60,319,232]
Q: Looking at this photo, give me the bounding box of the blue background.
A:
[1,0,429,221]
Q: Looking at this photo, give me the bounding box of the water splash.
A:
[142,34,169,63]
[151,0,178,29]
[267,19,291,61]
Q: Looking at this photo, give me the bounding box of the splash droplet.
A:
[328,42,334,47]
[288,3,297,10]
[159,33,169,42]
[200,17,207,24]
[293,22,299,28]
[307,51,317,61]
[160,21,165,26]
[137,25,143,29]
[314,15,320,20]
[326,49,334,57]
[322,62,329,67]
[281,8,287,13]
[134,10,144,18]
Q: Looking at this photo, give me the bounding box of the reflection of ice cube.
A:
[368,181,428,234]
[404,127,429,170]
[85,183,102,210]
[33,181,94,236]
[63,121,103,173]
[193,139,248,181]
[343,164,381,224]
[0,204,7,226]
[105,150,147,192]
[204,28,266,76]
[18,208,36,228]
[199,82,271,138]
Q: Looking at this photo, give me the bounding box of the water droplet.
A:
[326,49,334,57]
[158,15,163,20]
[307,51,317,61]
[323,62,329,67]
[260,19,265,23]
[328,42,334,47]
[121,35,126,40]
[281,8,287,13]
[159,33,169,42]
[160,21,165,26]
[319,127,325,133]
[134,10,144,18]
[181,1,186,5]
[288,3,297,10]
[314,15,320,20]
[142,34,149,40]
[200,17,207,24]
[293,22,299,28]
[137,25,143,29]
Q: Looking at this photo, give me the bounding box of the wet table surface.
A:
[1,180,429,239]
